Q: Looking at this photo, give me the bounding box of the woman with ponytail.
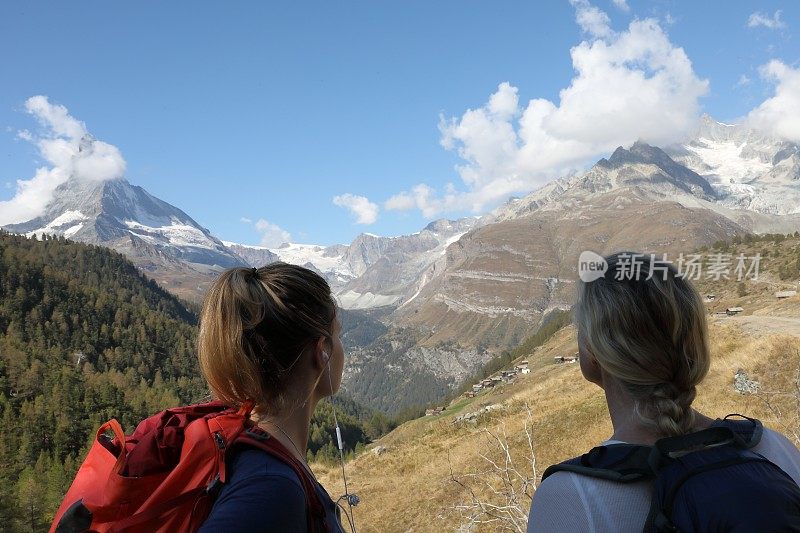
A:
[197,263,346,532]
[527,251,800,532]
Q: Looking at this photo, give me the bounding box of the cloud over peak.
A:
[239,217,293,247]
[333,193,379,224]
[747,60,800,142]
[388,1,708,218]
[0,96,126,226]
[254,218,292,247]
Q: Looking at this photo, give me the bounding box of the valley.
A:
[4,118,800,415]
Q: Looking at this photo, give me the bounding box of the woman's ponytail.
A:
[198,263,336,416]
[575,251,711,437]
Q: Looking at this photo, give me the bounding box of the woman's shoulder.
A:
[534,467,650,502]
[528,471,583,532]
[754,426,800,484]
[226,447,305,488]
[759,426,799,449]
[528,458,652,532]
[198,448,307,533]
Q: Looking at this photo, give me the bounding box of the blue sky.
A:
[1,1,798,246]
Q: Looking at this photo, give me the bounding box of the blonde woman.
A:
[197,263,346,532]
[527,251,800,532]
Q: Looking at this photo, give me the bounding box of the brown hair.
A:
[574,251,711,437]
[198,263,336,415]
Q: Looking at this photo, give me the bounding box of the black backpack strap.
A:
[643,415,767,533]
[542,444,655,483]
[543,416,764,482]
[648,415,762,468]
[720,413,763,448]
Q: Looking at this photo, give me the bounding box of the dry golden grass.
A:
[315,306,800,533]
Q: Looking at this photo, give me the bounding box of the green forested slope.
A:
[0,232,373,531]
[0,231,208,530]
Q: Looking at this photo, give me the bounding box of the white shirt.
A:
[527,427,800,532]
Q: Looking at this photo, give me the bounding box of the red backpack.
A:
[50,401,330,533]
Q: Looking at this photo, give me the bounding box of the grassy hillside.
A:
[314,234,800,532]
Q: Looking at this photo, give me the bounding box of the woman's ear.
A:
[312,336,328,370]
[578,342,603,387]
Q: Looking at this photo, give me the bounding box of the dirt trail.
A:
[723,314,800,338]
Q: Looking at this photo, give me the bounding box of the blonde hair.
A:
[197,263,336,416]
[575,251,711,437]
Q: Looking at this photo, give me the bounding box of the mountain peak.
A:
[3,175,243,269]
[596,141,717,200]
[604,140,670,166]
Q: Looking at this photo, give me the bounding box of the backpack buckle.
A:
[206,473,221,495]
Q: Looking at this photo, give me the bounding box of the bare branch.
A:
[444,409,539,532]
[755,354,800,446]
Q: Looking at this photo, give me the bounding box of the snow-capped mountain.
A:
[222,241,280,271]
[667,115,800,215]
[3,176,244,299]
[490,141,720,221]
[490,134,800,235]
[345,140,764,411]
[336,217,480,309]
[225,240,356,289]
[224,217,481,309]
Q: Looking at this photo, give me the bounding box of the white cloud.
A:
[736,74,751,87]
[612,0,629,12]
[240,216,253,224]
[0,96,126,226]
[253,218,292,247]
[387,2,708,218]
[571,0,613,38]
[333,193,379,224]
[747,60,800,142]
[747,10,786,30]
[385,184,447,218]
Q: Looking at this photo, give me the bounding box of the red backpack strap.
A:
[232,428,330,533]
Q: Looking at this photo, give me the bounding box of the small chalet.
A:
[775,290,797,299]
[554,355,579,364]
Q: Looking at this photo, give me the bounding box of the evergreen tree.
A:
[16,464,46,532]
[0,232,382,526]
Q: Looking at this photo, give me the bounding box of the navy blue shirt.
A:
[199,448,345,532]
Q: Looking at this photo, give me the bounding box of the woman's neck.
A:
[603,377,715,445]
[256,397,317,462]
